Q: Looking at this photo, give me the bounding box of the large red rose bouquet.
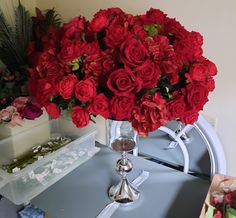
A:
[28,8,217,136]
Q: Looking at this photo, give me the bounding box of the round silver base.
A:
[109,177,140,204]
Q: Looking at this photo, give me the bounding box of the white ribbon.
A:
[96,170,149,218]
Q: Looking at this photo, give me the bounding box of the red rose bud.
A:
[44,102,60,119]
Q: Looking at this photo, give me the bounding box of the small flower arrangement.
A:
[201,175,236,218]
[0,97,43,128]
[28,8,217,136]
[209,188,236,218]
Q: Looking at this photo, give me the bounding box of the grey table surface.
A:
[138,121,211,176]
[29,147,210,218]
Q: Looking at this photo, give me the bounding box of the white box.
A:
[90,115,107,145]
[0,118,99,205]
[0,111,49,139]
[0,112,50,164]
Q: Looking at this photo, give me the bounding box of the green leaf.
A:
[226,207,236,218]
[15,0,32,62]
[0,1,32,68]
[68,57,82,71]
[44,8,62,28]
[205,204,216,218]
[0,10,20,66]
[144,23,164,37]
[144,23,162,37]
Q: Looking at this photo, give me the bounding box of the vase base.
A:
[108,177,140,204]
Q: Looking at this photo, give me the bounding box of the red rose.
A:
[62,16,86,39]
[89,11,109,32]
[120,38,149,68]
[207,78,215,92]
[107,68,142,96]
[58,40,86,64]
[205,59,217,77]
[104,25,131,48]
[167,95,186,120]
[163,18,188,40]
[174,31,203,64]
[101,49,118,76]
[180,110,199,124]
[135,61,160,88]
[58,74,78,99]
[41,27,61,51]
[44,102,60,119]
[83,41,101,56]
[83,54,102,78]
[130,93,167,136]
[131,25,147,40]
[89,94,110,119]
[185,63,207,82]
[110,95,136,120]
[72,106,90,128]
[145,8,167,25]
[146,35,182,84]
[34,79,58,105]
[185,83,209,111]
[75,79,96,103]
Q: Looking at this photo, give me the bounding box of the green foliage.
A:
[0,1,32,103]
[15,0,32,64]
[144,23,163,37]
[44,8,62,28]
[226,206,236,218]
[69,57,83,71]
[0,1,32,69]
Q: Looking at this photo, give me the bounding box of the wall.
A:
[36,0,236,175]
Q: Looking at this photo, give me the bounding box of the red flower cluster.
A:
[210,187,236,217]
[28,8,217,136]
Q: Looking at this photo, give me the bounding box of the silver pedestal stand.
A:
[109,138,140,204]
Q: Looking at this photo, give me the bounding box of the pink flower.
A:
[6,112,24,128]
[12,97,29,114]
[0,106,17,122]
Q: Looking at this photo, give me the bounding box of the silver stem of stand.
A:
[109,139,140,204]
